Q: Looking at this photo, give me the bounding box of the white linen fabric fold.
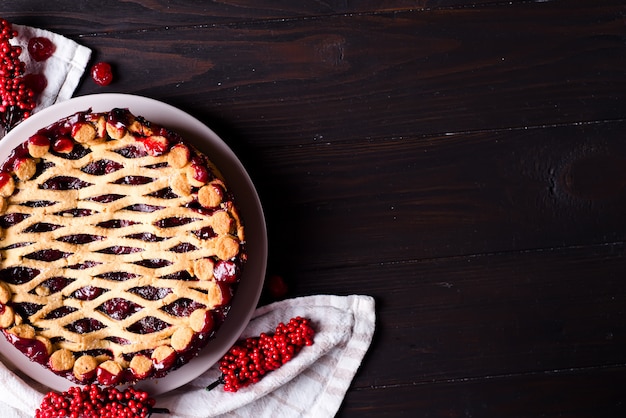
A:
[10,23,91,115]
[0,294,376,418]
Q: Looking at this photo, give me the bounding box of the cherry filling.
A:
[88,194,124,203]
[0,143,29,172]
[129,286,172,301]
[169,243,197,253]
[3,331,49,364]
[0,212,30,228]
[45,306,77,319]
[23,222,62,233]
[54,208,95,218]
[36,277,72,294]
[147,187,178,199]
[161,298,205,317]
[113,176,154,185]
[0,266,40,284]
[114,145,148,159]
[160,271,194,281]
[72,286,105,301]
[128,316,169,334]
[97,246,143,255]
[213,260,240,283]
[24,249,70,262]
[40,176,93,190]
[66,318,106,334]
[81,159,123,175]
[60,144,90,160]
[96,272,138,282]
[105,336,131,345]
[98,298,143,321]
[124,204,164,213]
[154,217,199,228]
[125,232,165,242]
[66,260,102,270]
[57,234,105,245]
[97,219,138,229]
[20,200,56,208]
[191,226,216,240]
[13,302,44,317]
[134,259,172,269]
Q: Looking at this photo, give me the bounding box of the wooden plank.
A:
[339,366,626,417]
[62,0,626,143]
[4,1,530,33]
[285,242,626,387]
[255,121,626,269]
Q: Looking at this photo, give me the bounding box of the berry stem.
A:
[206,375,225,391]
[148,407,171,415]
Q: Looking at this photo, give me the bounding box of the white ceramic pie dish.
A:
[0,93,267,395]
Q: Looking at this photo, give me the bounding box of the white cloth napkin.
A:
[10,23,91,114]
[0,294,376,418]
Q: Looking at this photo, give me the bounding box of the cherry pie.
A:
[0,108,246,385]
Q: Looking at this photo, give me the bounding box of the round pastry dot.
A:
[0,281,12,304]
[170,172,191,197]
[14,158,36,181]
[73,355,98,381]
[9,323,35,339]
[167,144,190,168]
[0,173,14,197]
[97,359,123,384]
[35,336,53,355]
[193,258,214,281]
[207,281,225,307]
[189,308,213,333]
[186,164,208,188]
[91,115,107,138]
[72,122,97,144]
[49,349,75,372]
[211,211,233,235]
[52,137,74,153]
[106,121,126,140]
[28,135,50,158]
[171,326,195,352]
[0,305,14,328]
[129,354,153,378]
[198,184,223,208]
[151,345,175,364]
[216,235,240,261]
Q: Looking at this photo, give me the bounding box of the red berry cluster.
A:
[35,384,167,418]
[0,18,36,132]
[211,316,315,392]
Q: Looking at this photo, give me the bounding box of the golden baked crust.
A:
[0,108,246,384]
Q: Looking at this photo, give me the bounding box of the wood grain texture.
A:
[0,1,625,417]
[60,0,625,144]
[292,242,626,387]
[3,0,530,33]
[339,366,626,417]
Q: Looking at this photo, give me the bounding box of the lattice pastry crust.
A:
[0,108,246,385]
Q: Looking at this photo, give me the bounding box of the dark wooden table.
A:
[4,0,626,416]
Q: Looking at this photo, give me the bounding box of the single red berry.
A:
[27,37,56,61]
[266,274,288,299]
[22,73,47,94]
[91,62,113,86]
